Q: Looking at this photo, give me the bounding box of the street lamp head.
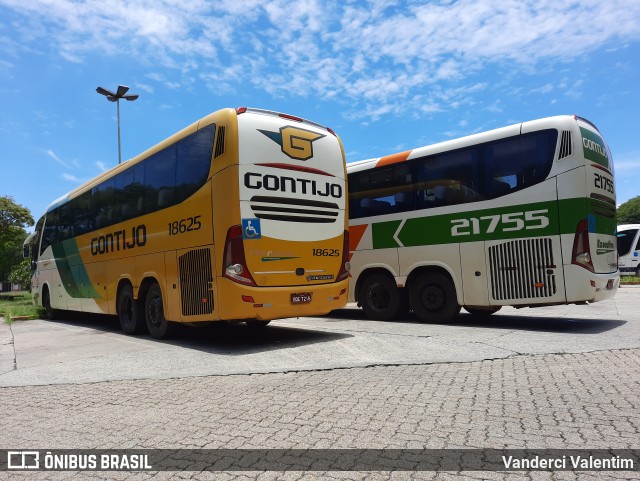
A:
[96,84,140,165]
[96,85,138,102]
[116,85,130,97]
[96,86,116,98]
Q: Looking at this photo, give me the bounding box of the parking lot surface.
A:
[0,287,639,480]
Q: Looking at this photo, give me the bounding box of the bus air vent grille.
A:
[249,195,339,223]
[558,130,572,159]
[214,126,226,158]
[179,248,214,316]
[488,238,557,301]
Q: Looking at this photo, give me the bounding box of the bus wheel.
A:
[636,265,640,277]
[464,306,502,318]
[42,286,57,320]
[411,273,460,323]
[245,320,271,328]
[117,284,145,335]
[359,273,409,321]
[145,284,175,339]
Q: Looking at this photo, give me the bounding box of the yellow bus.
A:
[24,107,350,338]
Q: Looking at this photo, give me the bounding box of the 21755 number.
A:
[451,209,549,237]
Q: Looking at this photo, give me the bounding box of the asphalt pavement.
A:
[0,287,638,480]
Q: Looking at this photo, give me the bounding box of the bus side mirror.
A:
[23,245,30,258]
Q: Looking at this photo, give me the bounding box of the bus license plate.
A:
[291,293,312,304]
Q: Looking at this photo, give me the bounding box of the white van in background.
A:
[617,224,640,276]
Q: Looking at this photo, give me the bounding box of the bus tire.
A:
[359,273,409,321]
[145,283,176,339]
[464,306,502,317]
[411,272,460,323]
[245,320,271,328]
[636,265,640,277]
[117,284,145,335]
[42,286,58,320]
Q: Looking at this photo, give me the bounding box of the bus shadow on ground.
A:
[324,308,626,335]
[44,311,353,355]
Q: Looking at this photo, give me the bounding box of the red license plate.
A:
[291,292,312,304]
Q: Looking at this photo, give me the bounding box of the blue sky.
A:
[1,0,640,225]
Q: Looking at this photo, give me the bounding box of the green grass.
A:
[0,292,44,322]
[620,275,640,285]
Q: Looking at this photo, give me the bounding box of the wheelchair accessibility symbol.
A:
[242,218,261,239]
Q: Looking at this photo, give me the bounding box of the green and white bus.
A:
[347,115,619,322]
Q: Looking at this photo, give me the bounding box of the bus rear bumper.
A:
[564,265,620,303]
[217,278,349,321]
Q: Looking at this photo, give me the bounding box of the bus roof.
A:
[347,114,594,174]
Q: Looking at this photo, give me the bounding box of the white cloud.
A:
[2,0,640,121]
[61,173,81,182]
[46,149,70,168]
[95,161,108,172]
[614,160,640,171]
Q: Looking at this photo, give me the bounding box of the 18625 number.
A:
[168,215,202,236]
[313,248,340,257]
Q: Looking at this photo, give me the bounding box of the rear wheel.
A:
[636,265,640,277]
[359,273,409,321]
[411,272,460,323]
[117,284,145,335]
[145,284,176,339]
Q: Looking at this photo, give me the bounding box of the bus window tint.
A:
[349,162,413,219]
[415,149,481,209]
[36,125,216,249]
[74,192,92,236]
[145,145,177,211]
[175,124,215,202]
[93,179,115,229]
[617,228,639,256]
[41,211,58,255]
[483,130,557,199]
[57,204,73,242]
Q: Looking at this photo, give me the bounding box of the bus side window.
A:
[348,163,414,219]
[93,179,115,229]
[57,204,73,242]
[74,192,92,236]
[41,211,58,255]
[415,149,480,209]
[175,125,215,203]
[483,130,557,198]
[116,168,136,222]
[145,145,177,212]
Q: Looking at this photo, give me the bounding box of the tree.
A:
[9,259,32,290]
[617,196,640,224]
[0,196,34,289]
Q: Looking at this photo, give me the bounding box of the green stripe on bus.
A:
[370,197,614,249]
[53,240,100,299]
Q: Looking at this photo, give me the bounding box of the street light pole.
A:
[96,85,139,164]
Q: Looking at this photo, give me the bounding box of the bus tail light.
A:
[223,225,256,286]
[572,218,594,272]
[337,230,351,281]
